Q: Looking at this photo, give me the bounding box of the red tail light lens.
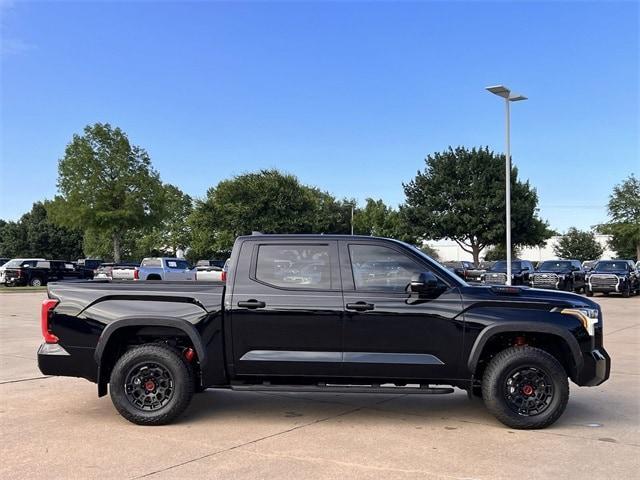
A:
[221,271,227,282]
[134,268,139,280]
[41,299,59,344]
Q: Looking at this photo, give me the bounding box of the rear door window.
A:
[255,244,332,290]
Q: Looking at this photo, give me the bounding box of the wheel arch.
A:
[467,322,584,379]
[95,316,207,397]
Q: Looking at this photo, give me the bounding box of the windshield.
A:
[594,262,628,272]
[538,261,572,272]
[3,259,37,268]
[491,261,522,271]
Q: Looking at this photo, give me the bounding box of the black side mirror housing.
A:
[410,271,439,293]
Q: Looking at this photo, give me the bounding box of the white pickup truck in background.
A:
[135,257,195,281]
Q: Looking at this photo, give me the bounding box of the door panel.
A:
[230,240,343,377]
[340,241,465,381]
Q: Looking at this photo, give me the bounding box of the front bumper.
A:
[574,348,611,386]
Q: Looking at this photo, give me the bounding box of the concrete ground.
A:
[0,291,638,479]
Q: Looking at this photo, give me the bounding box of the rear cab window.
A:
[254,244,333,290]
[141,258,162,268]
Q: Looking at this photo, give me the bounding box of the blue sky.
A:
[1,0,638,232]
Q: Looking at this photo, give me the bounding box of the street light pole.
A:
[505,96,512,284]
[486,85,527,286]
[351,204,354,235]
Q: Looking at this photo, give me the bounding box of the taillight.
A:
[221,271,227,282]
[41,299,59,344]
[134,268,139,280]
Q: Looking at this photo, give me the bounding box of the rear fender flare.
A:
[95,316,207,396]
[467,321,584,376]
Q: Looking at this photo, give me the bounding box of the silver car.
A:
[135,258,195,281]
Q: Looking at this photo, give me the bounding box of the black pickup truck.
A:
[530,260,586,293]
[586,260,639,298]
[38,235,610,429]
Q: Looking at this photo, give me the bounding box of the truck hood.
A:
[461,284,598,310]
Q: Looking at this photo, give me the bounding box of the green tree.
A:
[0,202,84,259]
[419,244,440,261]
[598,175,640,260]
[402,146,551,264]
[553,228,604,262]
[47,123,164,262]
[137,184,193,257]
[354,198,419,245]
[188,169,351,259]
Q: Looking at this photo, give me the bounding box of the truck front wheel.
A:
[109,344,194,425]
[482,346,569,429]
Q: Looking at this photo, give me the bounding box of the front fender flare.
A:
[467,321,584,376]
[94,316,207,396]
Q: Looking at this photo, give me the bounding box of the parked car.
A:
[196,259,226,269]
[38,234,610,429]
[466,261,494,283]
[112,263,139,280]
[1,259,90,286]
[442,261,475,282]
[95,263,139,280]
[135,257,195,281]
[530,260,586,293]
[582,260,599,273]
[94,263,116,279]
[586,260,639,298]
[76,258,102,278]
[195,263,225,282]
[482,260,534,285]
[0,258,46,285]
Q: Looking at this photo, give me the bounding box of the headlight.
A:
[560,308,599,336]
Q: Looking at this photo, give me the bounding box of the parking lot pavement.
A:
[0,292,638,479]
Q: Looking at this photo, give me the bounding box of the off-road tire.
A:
[482,346,569,429]
[109,344,194,425]
[622,283,631,298]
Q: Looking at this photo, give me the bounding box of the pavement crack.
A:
[0,376,51,385]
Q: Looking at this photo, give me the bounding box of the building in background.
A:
[426,235,615,262]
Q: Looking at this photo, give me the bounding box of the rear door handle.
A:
[237,299,266,309]
[346,302,374,312]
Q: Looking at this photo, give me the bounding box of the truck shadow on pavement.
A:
[182,389,500,426]
[178,388,608,430]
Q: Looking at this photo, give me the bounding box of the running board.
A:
[230,383,455,395]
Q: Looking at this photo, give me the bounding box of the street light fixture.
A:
[486,84,527,285]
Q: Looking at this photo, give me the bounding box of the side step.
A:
[230,383,455,395]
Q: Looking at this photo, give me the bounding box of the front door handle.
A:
[346,302,374,312]
[237,299,266,309]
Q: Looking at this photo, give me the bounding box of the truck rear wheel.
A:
[109,344,194,425]
[482,346,569,429]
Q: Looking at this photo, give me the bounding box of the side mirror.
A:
[410,271,439,293]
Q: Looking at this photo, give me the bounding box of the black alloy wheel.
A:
[124,362,174,411]
[109,344,194,425]
[503,367,554,416]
